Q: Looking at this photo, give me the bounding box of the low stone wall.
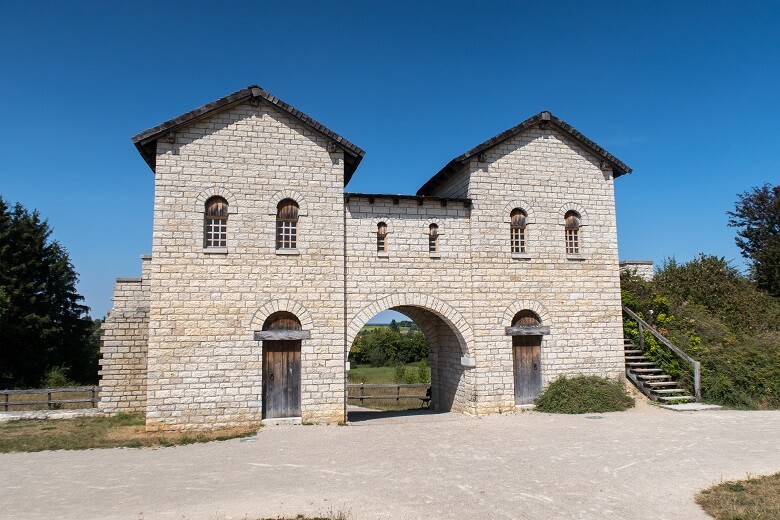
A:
[98,256,151,414]
[619,260,654,281]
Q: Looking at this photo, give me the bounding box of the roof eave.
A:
[131,85,365,182]
[417,111,632,195]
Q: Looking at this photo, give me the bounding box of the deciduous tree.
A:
[727,184,780,297]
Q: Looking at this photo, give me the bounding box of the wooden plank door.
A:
[513,335,542,405]
[262,340,301,419]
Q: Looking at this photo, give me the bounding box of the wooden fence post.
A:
[3,392,8,412]
[359,384,364,406]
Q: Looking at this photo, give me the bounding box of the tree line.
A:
[0,197,99,388]
[349,320,429,367]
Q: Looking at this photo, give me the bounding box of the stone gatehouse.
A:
[99,85,632,430]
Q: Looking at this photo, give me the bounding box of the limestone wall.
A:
[427,127,625,413]
[146,101,346,430]
[619,260,654,281]
[104,95,630,430]
[99,255,150,414]
[344,196,476,412]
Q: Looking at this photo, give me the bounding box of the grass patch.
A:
[0,413,257,453]
[535,375,635,414]
[347,362,429,384]
[696,472,780,519]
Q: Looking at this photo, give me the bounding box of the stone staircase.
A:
[624,338,695,403]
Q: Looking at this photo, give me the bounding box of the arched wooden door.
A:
[256,312,306,419]
[262,340,301,419]
[513,335,541,405]
[508,311,546,405]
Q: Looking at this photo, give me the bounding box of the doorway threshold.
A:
[262,417,302,426]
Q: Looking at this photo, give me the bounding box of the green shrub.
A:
[621,257,780,409]
[417,360,430,383]
[535,375,634,414]
[393,364,407,383]
[41,366,76,388]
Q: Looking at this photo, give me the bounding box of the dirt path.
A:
[3,408,779,519]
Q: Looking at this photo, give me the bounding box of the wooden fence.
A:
[347,383,430,406]
[1,386,100,411]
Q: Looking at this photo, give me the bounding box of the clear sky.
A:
[1,1,778,319]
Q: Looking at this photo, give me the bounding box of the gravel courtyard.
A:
[3,406,779,520]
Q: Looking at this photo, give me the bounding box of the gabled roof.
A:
[131,85,366,184]
[417,111,632,196]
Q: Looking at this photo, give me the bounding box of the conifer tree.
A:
[0,197,95,387]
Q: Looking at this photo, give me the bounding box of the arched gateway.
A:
[100,85,630,431]
[348,294,476,414]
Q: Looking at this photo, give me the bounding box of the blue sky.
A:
[1,1,778,320]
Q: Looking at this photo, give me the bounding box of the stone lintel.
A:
[505,326,550,336]
[254,330,311,341]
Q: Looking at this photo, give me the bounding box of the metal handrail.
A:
[622,306,701,401]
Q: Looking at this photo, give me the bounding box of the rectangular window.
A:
[277,220,297,249]
[511,227,526,254]
[377,222,388,253]
[205,218,227,248]
[565,228,579,255]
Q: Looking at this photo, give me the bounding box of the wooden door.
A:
[513,335,542,405]
[262,340,301,419]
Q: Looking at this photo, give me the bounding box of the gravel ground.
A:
[3,406,779,520]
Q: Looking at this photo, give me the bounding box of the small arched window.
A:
[377,222,388,253]
[564,210,581,255]
[204,196,229,248]
[276,199,299,250]
[428,224,439,253]
[510,209,527,254]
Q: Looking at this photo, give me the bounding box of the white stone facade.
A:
[101,86,633,430]
[620,260,654,281]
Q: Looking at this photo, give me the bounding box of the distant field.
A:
[348,363,429,384]
[361,324,415,334]
[347,363,430,411]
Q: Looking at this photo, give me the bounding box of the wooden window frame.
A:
[377,222,388,254]
[428,224,439,254]
[510,209,528,256]
[564,210,582,257]
[204,196,229,250]
[276,199,299,252]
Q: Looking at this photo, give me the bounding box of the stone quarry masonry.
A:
[100,85,634,430]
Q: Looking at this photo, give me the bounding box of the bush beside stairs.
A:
[624,338,695,404]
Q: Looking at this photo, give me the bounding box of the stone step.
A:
[625,355,647,360]
[644,381,680,387]
[624,349,643,355]
[627,361,656,367]
[651,388,689,394]
[631,368,663,374]
[657,395,695,402]
[636,374,671,381]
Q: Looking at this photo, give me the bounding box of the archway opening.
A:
[347,306,468,421]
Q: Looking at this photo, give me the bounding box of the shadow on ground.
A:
[347,407,444,423]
